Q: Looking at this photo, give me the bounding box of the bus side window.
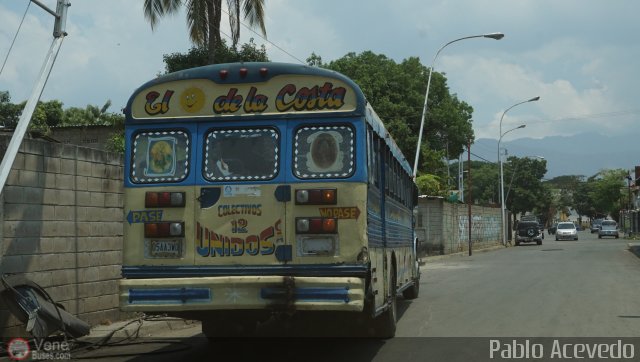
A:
[384,146,390,196]
[373,134,380,187]
[367,128,375,186]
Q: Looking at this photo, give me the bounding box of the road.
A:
[68,230,640,361]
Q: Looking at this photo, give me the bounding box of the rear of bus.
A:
[119,63,373,335]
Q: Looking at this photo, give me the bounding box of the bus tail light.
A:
[295,189,337,205]
[145,192,185,208]
[296,217,337,234]
[145,222,184,238]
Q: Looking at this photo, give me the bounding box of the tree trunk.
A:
[206,0,222,64]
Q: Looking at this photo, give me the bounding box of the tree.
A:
[588,169,627,221]
[61,100,120,126]
[163,38,268,73]
[416,174,446,197]
[322,51,474,184]
[0,91,64,134]
[502,156,549,223]
[143,0,266,64]
[0,91,23,128]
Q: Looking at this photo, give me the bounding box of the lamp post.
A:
[499,125,526,246]
[412,32,505,180]
[498,96,540,246]
[626,174,633,210]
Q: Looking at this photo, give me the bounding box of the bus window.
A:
[204,128,279,181]
[130,130,190,183]
[373,134,380,187]
[293,125,354,179]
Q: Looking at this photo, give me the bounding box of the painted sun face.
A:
[179,87,205,113]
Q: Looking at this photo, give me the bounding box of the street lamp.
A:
[499,125,525,246]
[412,32,505,180]
[498,96,540,246]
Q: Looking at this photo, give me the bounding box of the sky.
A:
[1,0,640,168]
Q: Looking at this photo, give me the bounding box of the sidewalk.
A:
[80,314,201,342]
[628,241,640,258]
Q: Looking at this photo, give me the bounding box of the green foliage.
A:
[461,160,500,205]
[322,51,474,190]
[416,174,446,197]
[504,156,549,217]
[143,0,266,64]
[61,100,122,126]
[0,92,65,135]
[588,169,627,220]
[163,39,269,73]
[0,91,125,152]
[0,91,22,127]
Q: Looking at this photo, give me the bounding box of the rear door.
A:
[194,126,288,266]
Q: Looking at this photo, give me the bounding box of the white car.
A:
[555,222,578,241]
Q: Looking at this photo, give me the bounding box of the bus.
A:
[119,62,420,338]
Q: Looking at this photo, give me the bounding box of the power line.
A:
[0,1,31,77]
[218,7,306,65]
[469,151,493,163]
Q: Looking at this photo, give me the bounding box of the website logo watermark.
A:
[6,338,71,361]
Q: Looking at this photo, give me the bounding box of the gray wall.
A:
[0,136,125,337]
[416,196,502,255]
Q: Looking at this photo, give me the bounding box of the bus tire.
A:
[372,267,397,338]
[402,277,420,300]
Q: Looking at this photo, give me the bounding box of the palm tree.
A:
[143,0,266,63]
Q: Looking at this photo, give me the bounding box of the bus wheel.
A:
[372,268,397,338]
[402,277,420,300]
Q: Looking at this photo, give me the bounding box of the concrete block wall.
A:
[416,196,502,255]
[0,136,124,337]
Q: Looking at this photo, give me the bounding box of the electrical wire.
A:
[68,313,193,359]
[0,1,31,77]
[218,6,306,64]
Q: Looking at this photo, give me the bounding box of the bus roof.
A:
[125,62,366,121]
[125,62,413,176]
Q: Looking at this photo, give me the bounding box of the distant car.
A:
[516,220,543,246]
[590,219,603,233]
[548,223,557,235]
[598,220,619,239]
[555,222,578,241]
[574,223,584,231]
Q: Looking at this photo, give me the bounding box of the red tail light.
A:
[296,217,338,234]
[145,222,184,238]
[145,192,185,208]
[295,189,337,205]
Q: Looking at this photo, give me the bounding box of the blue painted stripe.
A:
[122,264,368,279]
[128,288,211,304]
[261,287,350,303]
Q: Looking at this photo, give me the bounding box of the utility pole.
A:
[468,139,472,256]
[0,0,70,195]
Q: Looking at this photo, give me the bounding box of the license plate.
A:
[299,236,336,255]
[146,240,183,258]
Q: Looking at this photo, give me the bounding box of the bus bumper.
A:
[119,276,365,312]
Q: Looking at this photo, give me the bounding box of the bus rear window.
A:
[294,125,354,179]
[204,128,279,181]
[130,130,190,183]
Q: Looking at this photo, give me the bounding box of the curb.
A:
[628,242,640,259]
[419,244,505,264]
[85,315,200,340]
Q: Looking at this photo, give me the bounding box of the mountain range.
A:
[473,131,639,180]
